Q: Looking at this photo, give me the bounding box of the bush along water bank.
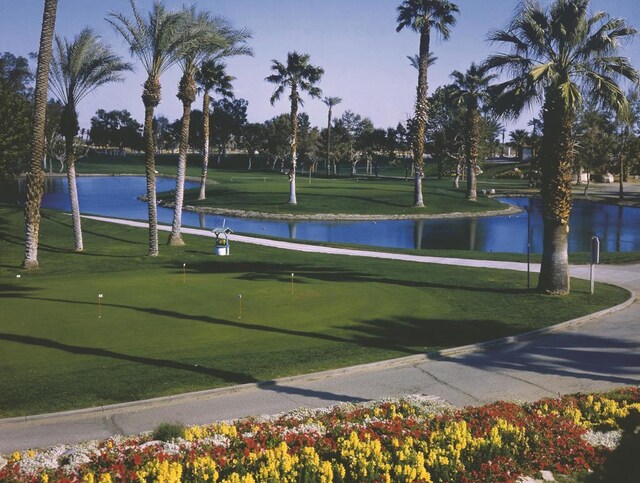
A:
[1,387,639,482]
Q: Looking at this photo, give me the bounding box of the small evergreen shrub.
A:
[151,422,186,442]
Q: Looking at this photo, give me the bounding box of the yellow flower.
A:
[221,473,256,483]
[184,424,210,441]
[187,455,219,481]
[213,423,238,438]
[98,474,113,483]
[138,459,183,483]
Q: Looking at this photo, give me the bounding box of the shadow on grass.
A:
[6,294,528,358]
[0,283,41,297]
[342,316,529,354]
[42,212,142,246]
[180,260,534,295]
[0,332,257,384]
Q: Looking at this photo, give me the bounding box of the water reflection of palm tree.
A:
[468,217,477,251]
[413,219,424,249]
[288,221,297,239]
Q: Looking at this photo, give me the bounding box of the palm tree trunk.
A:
[23,0,58,269]
[466,107,479,201]
[198,90,210,200]
[65,134,83,251]
[412,27,430,208]
[289,87,299,205]
[326,107,332,177]
[537,91,573,294]
[538,222,570,293]
[169,75,196,246]
[142,76,160,257]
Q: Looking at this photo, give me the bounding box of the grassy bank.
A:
[0,205,629,416]
[73,153,515,216]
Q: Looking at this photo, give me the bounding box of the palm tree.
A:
[616,89,640,201]
[449,62,495,201]
[485,0,639,294]
[22,0,58,270]
[407,52,437,70]
[322,96,342,176]
[195,24,251,200]
[49,28,131,251]
[396,0,459,207]
[509,129,530,162]
[107,0,186,256]
[266,51,324,205]
[196,60,234,200]
[167,10,233,246]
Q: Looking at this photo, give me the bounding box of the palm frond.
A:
[107,0,185,77]
[269,85,285,105]
[50,27,131,111]
[323,96,342,108]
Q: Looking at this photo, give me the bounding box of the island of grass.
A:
[75,153,520,219]
[0,204,629,417]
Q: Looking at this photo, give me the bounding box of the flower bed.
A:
[1,388,639,482]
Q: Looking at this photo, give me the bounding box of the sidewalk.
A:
[1,217,638,454]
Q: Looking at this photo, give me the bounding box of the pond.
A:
[8,175,640,254]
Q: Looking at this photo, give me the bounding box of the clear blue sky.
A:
[1,0,638,133]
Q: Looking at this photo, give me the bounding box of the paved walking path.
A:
[1,216,638,454]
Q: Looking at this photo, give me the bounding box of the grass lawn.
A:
[74,153,512,216]
[182,173,509,216]
[0,204,630,417]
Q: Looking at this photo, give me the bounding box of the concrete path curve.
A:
[1,216,638,454]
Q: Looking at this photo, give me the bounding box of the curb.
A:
[1,285,634,427]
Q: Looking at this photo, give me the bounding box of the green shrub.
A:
[151,422,186,442]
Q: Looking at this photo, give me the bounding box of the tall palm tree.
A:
[485,0,639,294]
[509,129,530,162]
[49,28,131,251]
[23,0,58,270]
[407,52,437,70]
[396,0,459,207]
[107,0,186,256]
[449,62,495,201]
[616,89,640,201]
[195,60,234,200]
[195,24,251,200]
[322,96,341,176]
[266,51,324,205]
[167,10,232,246]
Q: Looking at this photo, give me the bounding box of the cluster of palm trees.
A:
[107,2,252,252]
[22,0,639,297]
[398,0,638,294]
[23,0,251,265]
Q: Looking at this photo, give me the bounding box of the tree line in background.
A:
[5,0,640,296]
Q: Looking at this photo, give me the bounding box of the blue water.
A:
[21,176,640,254]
